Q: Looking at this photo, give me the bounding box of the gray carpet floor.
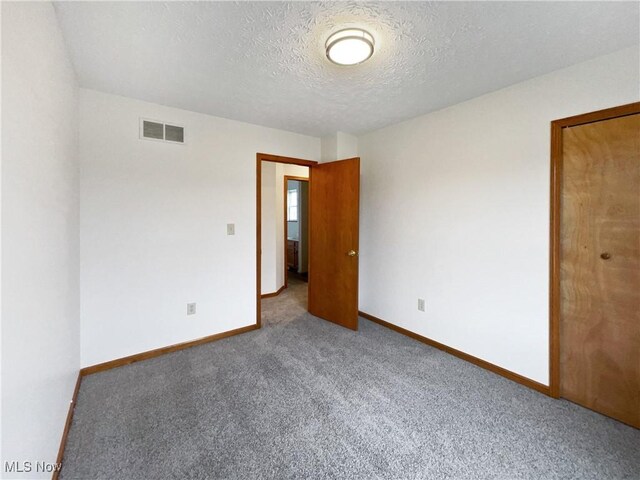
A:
[61,276,640,479]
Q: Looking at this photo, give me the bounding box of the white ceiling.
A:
[54,1,639,137]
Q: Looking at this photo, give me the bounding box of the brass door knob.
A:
[347,250,358,257]
[600,252,611,260]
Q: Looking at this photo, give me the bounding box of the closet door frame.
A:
[548,101,640,398]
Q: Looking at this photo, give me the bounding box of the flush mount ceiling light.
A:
[325,28,374,66]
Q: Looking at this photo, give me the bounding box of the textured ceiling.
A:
[54,1,639,137]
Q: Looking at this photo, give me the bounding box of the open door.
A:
[308,157,360,330]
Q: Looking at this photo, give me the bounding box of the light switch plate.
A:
[227,223,235,235]
[187,303,196,315]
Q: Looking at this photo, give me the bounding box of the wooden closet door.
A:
[560,113,640,427]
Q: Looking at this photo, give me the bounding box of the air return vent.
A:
[140,118,185,144]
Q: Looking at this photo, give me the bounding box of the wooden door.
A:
[308,158,360,330]
[560,113,640,427]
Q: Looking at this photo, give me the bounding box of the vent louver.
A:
[143,120,164,140]
[140,119,185,144]
[164,124,184,143]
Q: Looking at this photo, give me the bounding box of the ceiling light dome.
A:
[325,28,374,66]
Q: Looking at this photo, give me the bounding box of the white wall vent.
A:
[140,118,185,144]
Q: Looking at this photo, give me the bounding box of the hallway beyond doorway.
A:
[261,274,307,327]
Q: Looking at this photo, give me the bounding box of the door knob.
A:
[600,252,611,260]
[347,250,358,257]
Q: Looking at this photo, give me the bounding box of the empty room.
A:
[1,1,639,479]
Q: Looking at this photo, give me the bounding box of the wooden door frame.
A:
[283,175,310,288]
[256,153,318,327]
[548,102,640,398]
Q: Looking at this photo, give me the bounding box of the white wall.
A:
[336,132,358,160]
[1,2,80,478]
[358,47,639,385]
[261,162,278,294]
[298,181,309,274]
[320,135,337,163]
[261,164,308,294]
[80,89,319,366]
[275,164,285,290]
[282,165,310,178]
[321,132,358,162]
[1,4,4,467]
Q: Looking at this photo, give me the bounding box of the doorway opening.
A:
[256,154,317,328]
[285,176,309,288]
[256,152,361,331]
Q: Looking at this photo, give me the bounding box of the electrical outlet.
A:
[418,298,425,312]
[227,223,235,235]
[187,303,196,315]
